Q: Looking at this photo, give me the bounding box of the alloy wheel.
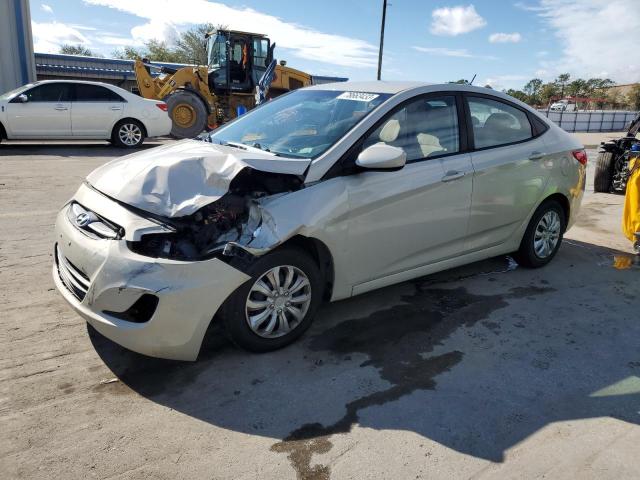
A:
[118,123,142,146]
[533,210,561,259]
[245,265,312,339]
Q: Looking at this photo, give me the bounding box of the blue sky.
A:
[30,0,639,90]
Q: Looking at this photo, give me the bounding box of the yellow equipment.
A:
[134,29,312,138]
[622,153,640,252]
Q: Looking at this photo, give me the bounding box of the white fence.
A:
[537,109,638,132]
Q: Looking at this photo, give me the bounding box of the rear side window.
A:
[23,83,72,102]
[362,95,460,162]
[75,84,124,102]
[467,96,532,149]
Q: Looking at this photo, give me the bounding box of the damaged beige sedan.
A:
[53,82,586,360]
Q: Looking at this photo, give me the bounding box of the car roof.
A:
[307,81,520,99]
[307,81,429,94]
[32,79,126,90]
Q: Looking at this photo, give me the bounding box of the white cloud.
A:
[31,21,91,52]
[488,32,522,43]
[41,3,53,14]
[484,74,529,90]
[430,5,486,36]
[535,0,640,84]
[413,46,474,58]
[131,19,180,44]
[82,0,378,68]
[412,46,497,60]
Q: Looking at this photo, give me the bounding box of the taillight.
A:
[156,103,168,112]
[572,149,587,165]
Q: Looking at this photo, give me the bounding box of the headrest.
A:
[484,113,514,130]
[379,119,400,142]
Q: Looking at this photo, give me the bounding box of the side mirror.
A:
[17,94,28,103]
[356,143,406,170]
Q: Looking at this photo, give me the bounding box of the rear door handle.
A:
[529,151,545,161]
[110,106,122,110]
[441,170,466,182]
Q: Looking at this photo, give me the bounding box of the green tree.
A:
[506,89,529,103]
[60,44,93,56]
[112,46,144,60]
[585,78,614,96]
[449,79,470,84]
[523,78,543,105]
[555,73,571,97]
[540,82,560,105]
[174,23,215,64]
[112,23,225,65]
[566,79,588,98]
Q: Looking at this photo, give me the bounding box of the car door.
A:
[464,94,551,251]
[5,83,72,137]
[72,83,124,137]
[343,94,474,287]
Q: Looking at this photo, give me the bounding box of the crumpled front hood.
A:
[86,140,311,218]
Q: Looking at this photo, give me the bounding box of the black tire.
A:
[111,119,145,148]
[594,151,615,193]
[514,199,566,268]
[219,247,324,352]
[164,91,208,139]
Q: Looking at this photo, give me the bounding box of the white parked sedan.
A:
[0,80,172,147]
[53,81,586,360]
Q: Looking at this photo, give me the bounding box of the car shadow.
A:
[89,239,640,477]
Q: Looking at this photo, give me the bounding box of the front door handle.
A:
[441,170,466,182]
[529,151,545,161]
[110,106,122,111]
[54,105,68,111]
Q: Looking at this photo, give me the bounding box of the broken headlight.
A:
[127,194,258,261]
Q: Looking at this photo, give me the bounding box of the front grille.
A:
[55,245,90,301]
[67,202,123,240]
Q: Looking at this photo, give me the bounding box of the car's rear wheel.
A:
[594,151,615,192]
[219,247,324,352]
[112,119,145,148]
[514,199,566,268]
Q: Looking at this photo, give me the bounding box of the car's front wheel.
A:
[514,199,566,268]
[112,119,145,148]
[219,247,324,352]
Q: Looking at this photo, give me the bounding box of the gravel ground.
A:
[1,140,639,480]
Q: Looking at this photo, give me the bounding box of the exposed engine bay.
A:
[128,168,303,261]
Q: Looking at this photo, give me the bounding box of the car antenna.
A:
[469,74,476,85]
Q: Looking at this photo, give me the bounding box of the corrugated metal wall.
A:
[0,0,36,93]
[538,110,639,132]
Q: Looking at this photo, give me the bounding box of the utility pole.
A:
[377,0,387,81]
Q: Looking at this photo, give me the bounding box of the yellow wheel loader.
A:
[134,29,312,138]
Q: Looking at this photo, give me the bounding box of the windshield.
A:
[0,83,35,100]
[209,90,391,158]
[207,32,227,69]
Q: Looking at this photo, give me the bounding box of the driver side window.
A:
[362,95,459,162]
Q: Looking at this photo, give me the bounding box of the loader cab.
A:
[206,30,273,94]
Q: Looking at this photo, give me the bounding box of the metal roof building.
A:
[34,53,191,93]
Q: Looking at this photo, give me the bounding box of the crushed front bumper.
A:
[52,185,250,361]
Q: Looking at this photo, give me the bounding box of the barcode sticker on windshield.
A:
[337,92,380,102]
